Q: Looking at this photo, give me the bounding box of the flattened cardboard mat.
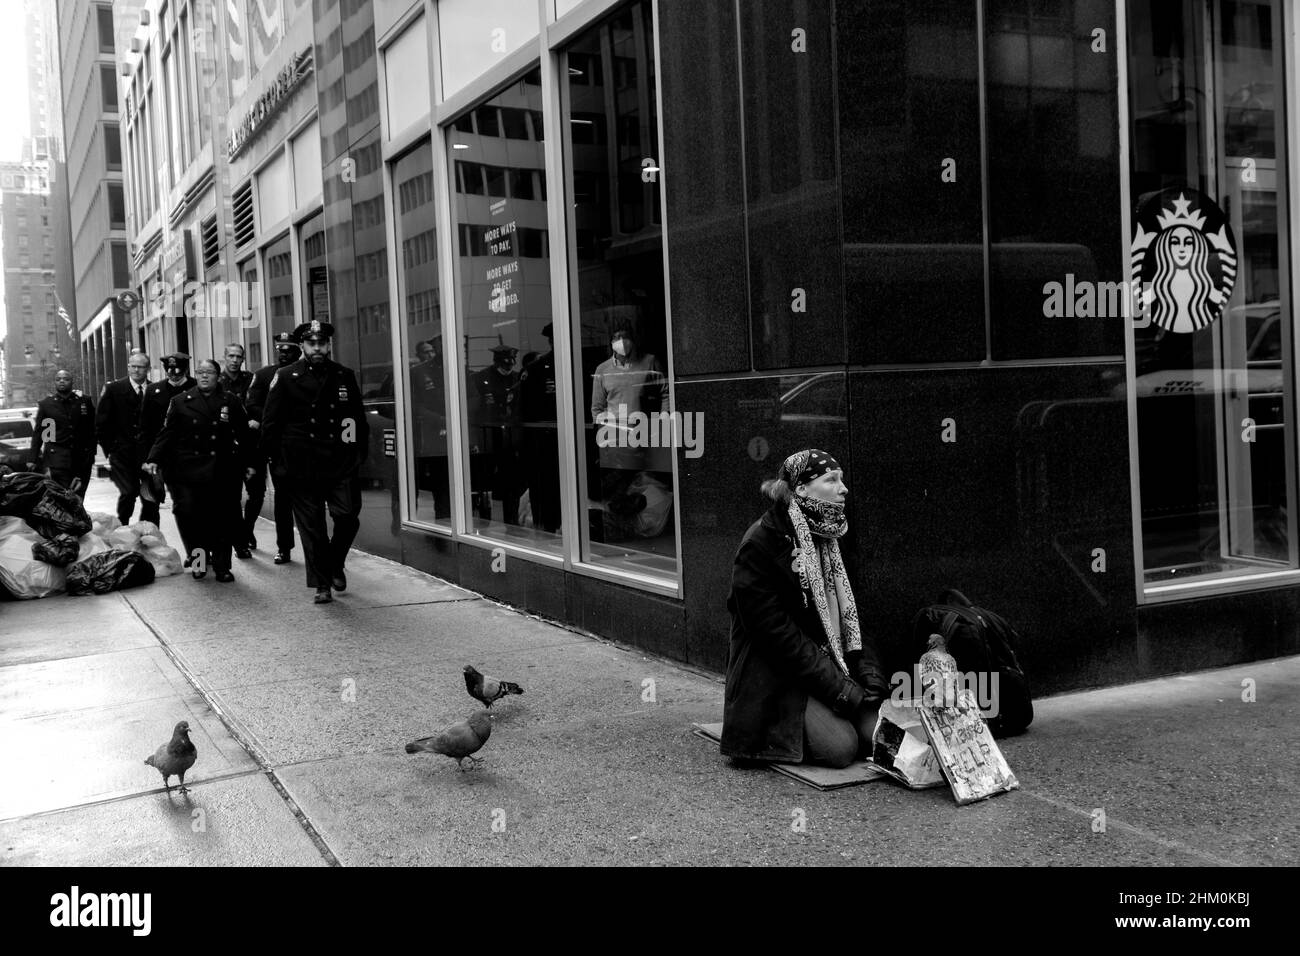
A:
[691,722,889,791]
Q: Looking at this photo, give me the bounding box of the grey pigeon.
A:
[405,711,492,770]
[463,664,524,709]
[144,720,198,793]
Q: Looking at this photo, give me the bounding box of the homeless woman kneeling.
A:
[721,449,889,768]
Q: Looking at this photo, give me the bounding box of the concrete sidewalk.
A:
[1,475,1297,866]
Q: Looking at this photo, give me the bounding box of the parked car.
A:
[0,407,38,472]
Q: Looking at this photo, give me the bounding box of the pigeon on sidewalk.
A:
[463,664,524,709]
[144,720,198,793]
[405,711,492,771]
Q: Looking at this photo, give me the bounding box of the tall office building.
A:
[53,0,144,398]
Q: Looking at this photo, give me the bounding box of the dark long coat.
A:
[146,386,253,487]
[260,358,369,482]
[721,503,885,763]
[31,391,96,475]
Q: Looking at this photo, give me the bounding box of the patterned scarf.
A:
[787,492,861,677]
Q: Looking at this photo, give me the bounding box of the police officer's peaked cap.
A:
[294,320,335,342]
[162,352,191,368]
[541,323,553,339]
[272,331,301,349]
[491,344,517,355]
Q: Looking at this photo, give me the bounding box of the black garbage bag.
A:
[32,533,81,568]
[0,472,92,538]
[66,549,156,596]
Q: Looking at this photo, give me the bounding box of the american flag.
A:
[56,295,72,338]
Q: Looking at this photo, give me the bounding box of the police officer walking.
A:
[31,369,97,496]
[143,359,255,583]
[139,353,196,531]
[218,342,260,557]
[96,352,159,525]
[245,332,301,564]
[261,320,369,604]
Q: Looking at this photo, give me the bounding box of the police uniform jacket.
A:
[146,386,253,487]
[219,369,254,405]
[260,358,369,480]
[140,377,197,451]
[96,377,148,457]
[244,364,279,425]
[31,390,96,474]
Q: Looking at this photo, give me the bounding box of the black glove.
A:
[847,649,890,703]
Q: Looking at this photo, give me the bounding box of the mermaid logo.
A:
[1131,188,1237,333]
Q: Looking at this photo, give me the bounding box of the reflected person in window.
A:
[590,324,668,527]
[722,449,888,768]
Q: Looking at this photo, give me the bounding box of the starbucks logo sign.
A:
[1131,188,1237,334]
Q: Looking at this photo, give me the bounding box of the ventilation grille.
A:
[201,214,220,270]
[232,181,255,249]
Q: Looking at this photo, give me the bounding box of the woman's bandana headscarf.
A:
[778,449,861,676]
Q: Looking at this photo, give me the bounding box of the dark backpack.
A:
[911,589,1033,737]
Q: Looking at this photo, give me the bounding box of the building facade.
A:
[115,0,1300,695]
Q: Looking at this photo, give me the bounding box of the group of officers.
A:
[30,320,368,604]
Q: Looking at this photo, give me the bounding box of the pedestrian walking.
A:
[218,343,261,557]
[138,352,197,520]
[30,369,96,496]
[143,359,255,583]
[96,352,159,526]
[261,320,369,604]
[245,332,302,564]
[721,448,889,768]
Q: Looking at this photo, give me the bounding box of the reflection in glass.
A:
[438,0,539,100]
[264,234,294,340]
[225,0,248,101]
[393,144,450,526]
[448,69,560,549]
[1128,0,1296,587]
[564,1,677,577]
[249,0,284,76]
[239,259,260,367]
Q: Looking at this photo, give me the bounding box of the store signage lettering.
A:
[484,220,520,313]
[227,48,314,160]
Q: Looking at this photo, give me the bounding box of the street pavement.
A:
[1,475,1297,866]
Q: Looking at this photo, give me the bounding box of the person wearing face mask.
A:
[143,359,256,583]
[589,325,669,533]
[468,343,524,524]
[96,352,159,525]
[245,332,302,564]
[30,369,97,496]
[721,449,889,768]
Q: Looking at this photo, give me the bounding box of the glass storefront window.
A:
[263,234,295,339]
[563,0,677,578]
[447,68,560,548]
[239,258,260,367]
[437,0,539,100]
[393,143,450,526]
[1128,0,1296,590]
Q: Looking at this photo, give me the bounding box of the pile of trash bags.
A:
[0,470,182,599]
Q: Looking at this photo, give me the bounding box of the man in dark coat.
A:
[139,352,197,518]
[245,332,301,563]
[144,359,255,583]
[30,369,97,496]
[218,342,259,557]
[96,352,158,525]
[261,320,369,604]
[518,324,560,532]
[468,344,522,524]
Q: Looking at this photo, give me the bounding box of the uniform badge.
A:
[220,405,230,423]
[338,386,348,402]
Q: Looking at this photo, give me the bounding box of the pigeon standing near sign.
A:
[144,721,198,793]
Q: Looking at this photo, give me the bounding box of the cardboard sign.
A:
[917,688,1018,804]
[383,428,396,458]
